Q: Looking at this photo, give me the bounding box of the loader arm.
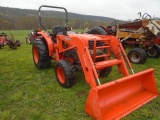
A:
[57,34,99,87]
[57,34,131,87]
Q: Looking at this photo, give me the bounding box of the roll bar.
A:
[38,5,68,31]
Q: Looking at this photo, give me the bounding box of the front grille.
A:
[88,40,104,49]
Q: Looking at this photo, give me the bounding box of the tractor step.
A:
[95,59,121,69]
[96,45,110,49]
[95,54,110,59]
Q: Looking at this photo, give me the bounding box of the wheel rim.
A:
[33,45,39,64]
[57,66,66,83]
[130,52,140,63]
[147,48,157,57]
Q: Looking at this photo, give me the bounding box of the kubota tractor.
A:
[32,5,159,119]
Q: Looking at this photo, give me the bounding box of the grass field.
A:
[0,30,160,120]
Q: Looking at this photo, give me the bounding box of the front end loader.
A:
[32,5,159,119]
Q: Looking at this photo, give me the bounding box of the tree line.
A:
[0,6,116,30]
[0,15,108,30]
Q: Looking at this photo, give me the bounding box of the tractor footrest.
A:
[95,54,110,59]
[95,59,121,69]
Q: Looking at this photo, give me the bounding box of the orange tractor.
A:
[32,5,159,119]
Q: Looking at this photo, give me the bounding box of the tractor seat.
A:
[52,25,64,42]
[52,25,64,36]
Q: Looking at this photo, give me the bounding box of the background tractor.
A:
[0,33,8,49]
[25,30,39,44]
[0,32,21,49]
[32,5,159,119]
[88,13,160,64]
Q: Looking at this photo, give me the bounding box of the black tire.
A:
[64,50,79,64]
[32,38,51,69]
[88,27,107,35]
[147,45,160,58]
[0,44,3,49]
[128,47,147,64]
[16,40,21,47]
[99,67,112,77]
[55,60,76,88]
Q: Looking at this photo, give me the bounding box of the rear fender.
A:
[37,31,54,56]
[152,38,160,45]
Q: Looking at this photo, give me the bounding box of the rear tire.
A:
[88,27,107,35]
[16,40,21,47]
[55,60,76,88]
[32,38,51,69]
[128,47,147,64]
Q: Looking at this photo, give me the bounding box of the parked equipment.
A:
[0,33,7,49]
[89,13,160,64]
[32,6,159,119]
[0,32,21,49]
[25,31,39,44]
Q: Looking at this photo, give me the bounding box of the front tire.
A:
[147,45,160,58]
[55,60,76,88]
[128,47,147,64]
[32,38,51,69]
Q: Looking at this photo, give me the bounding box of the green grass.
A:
[0,30,160,120]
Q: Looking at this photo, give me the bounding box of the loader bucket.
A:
[85,68,159,120]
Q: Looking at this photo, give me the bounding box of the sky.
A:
[0,0,160,20]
